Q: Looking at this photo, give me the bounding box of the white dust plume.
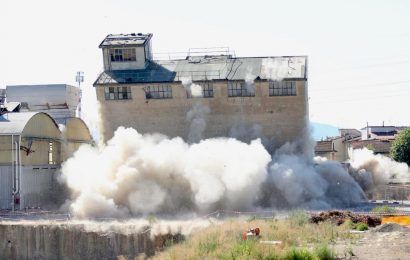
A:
[348,148,410,191]
[79,84,102,142]
[61,127,271,218]
[60,126,385,219]
[182,77,203,98]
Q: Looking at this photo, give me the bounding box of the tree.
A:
[390,128,410,165]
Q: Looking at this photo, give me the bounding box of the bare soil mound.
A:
[372,223,407,232]
[310,210,381,227]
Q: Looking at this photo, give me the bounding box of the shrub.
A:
[314,244,335,260]
[354,223,368,231]
[283,247,314,260]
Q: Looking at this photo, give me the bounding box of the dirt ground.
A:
[334,227,410,259]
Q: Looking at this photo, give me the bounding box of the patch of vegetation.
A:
[154,215,348,260]
[354,223,368,231]
[284,247,314,260]
[314,244,335,260]
[390,128,410,166]
[372,206,397,214]
[343,220,368,231]
[198,238,218,254]
[289,210,310,226]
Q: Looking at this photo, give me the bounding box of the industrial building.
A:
[0,112,92,210]
[94,33,308,148]
[5,84,81,124]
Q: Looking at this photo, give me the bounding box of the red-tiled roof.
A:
[351,139,392,154]
[315,140,335,153]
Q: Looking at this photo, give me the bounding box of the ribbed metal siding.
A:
[0,166,13,209]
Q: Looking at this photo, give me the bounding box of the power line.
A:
[310,80,410,92]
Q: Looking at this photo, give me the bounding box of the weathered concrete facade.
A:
[96,80,308,147]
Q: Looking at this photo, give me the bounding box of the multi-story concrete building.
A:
[94,33,308,149]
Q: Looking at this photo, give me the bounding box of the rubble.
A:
[372,223,407,232]
[310,211,381,227]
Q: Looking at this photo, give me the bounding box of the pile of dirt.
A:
[372,223,406,232]
[310,211,381,227]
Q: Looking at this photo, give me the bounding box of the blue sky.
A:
[1,0,410,129]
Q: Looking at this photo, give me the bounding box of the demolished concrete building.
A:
[94,33,309,148]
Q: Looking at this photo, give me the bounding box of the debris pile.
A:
[310,211,381,227]
[372,223,407,232]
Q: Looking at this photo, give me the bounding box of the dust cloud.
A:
[59,125,405,219]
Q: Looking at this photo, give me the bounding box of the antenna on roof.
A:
[75,71,84,118]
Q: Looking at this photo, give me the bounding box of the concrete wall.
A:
[0,167,12,209]
[0,222,154,260]
[96,80,308,148]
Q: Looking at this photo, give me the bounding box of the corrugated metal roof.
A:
[94,56,307,84]
[99,33,152,48]
[0,112,58,135]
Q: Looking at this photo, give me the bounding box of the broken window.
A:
[228,82,255,97]
[48,142,54,165]
[104,86,132,100]
[269,81,296,96]
[186,81,214,98]
[110,48,136,62]
[144,85,172,99]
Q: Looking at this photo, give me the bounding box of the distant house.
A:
[314,129,361,162]
[360,125,407,140]
[315,125,408,161]
[349,139,392,156]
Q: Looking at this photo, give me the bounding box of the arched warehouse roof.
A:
[0,112,91,142]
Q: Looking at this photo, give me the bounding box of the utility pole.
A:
[75,72,84,118]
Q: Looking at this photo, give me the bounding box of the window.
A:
[186,82,214,98]
[104,86,132,100]
[228,82,255,97]
[110,48,137,62]
[48,142,54,165]
[269,81,296,96]
[144,85,172,99]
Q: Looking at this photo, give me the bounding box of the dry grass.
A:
[154,212,353,260]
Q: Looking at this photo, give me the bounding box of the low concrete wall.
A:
[0,222,154,260]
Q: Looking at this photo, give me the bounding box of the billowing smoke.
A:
[61,127,271,218]
[348,148,410,191]
[60,78,410,219]
[186,103,210,143]
[181,78,210,143]
[182,78,203,98]
[79,84,103,142]
[60,125,384,219]
[245,70,256,94]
